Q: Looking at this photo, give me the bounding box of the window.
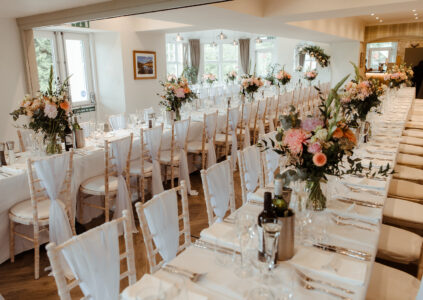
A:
[255,40,274,77]
[366,42,397,71]
[166,43,183,76]
[303,54,317,71]
[34,30,94,107]
[203,43,239,82]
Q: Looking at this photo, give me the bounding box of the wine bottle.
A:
[257,192,276,261]
[273,177,289,217]
[64,122,74,152]
[73,116,81,130]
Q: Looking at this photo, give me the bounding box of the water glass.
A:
[234,211,256,278]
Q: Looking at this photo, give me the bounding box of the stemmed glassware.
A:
[234,211,256,278]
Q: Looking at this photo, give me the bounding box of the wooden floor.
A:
[0,170,245,299]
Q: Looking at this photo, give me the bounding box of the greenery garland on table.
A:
[299,45,330,68]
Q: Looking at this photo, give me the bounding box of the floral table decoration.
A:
[203,73,218,86]
[240,74,264,102]
[304,70,318,85]
[384,63,414,89]
[225,70,237,84]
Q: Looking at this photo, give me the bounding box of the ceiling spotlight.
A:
[379,19,383,22]
[232,39,239,46]
[217,32,227,40]
[375,16,379,20]
[255,37,262,44]
[210,41,217,47]
[413,9,416,12]
[414,13,418,16]
[416,16,419,19]
[370,13,375,16]
[176,33,184,42]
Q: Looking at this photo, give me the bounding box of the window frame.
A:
[203,42,239,83]
[166,42,183,76]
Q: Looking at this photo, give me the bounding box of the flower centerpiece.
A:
[276,69,292,87]
[226,70,237,84]
[304,70,318,85]
[10,67,71,155]
[384,64,414,89]
[259,76,391,210]
[299,45,330,68]
[240,74,264,102]
[158,75,197,121]
[341,63,385,126]
[203,73,217,86]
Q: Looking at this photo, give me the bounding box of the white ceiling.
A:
[0,0,109,18]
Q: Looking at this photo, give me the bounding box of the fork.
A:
[296,269,354,295]
[331,213,377,227]
[162,264,206,283]
[343,184,383,196]
[331,216,375,232]
[298,276,352,300]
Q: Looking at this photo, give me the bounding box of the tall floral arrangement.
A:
[260,76,390,210]
[299,45,330,68]
[384,64,414,89]
[304,70,318,84]
[240,74,264,101]
[203,73,217,85]
[341,63,385,125]
[275,69,291,86]
[226,70,237,83]
[10,67,71,154]
[158,75,197,121]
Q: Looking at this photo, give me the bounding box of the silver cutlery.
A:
[194,239,240,255]
[331,216,375,232]
[248,200,263,206]
[295,269,355,295]
[162,264,206,283]
[331,213,377,227]
[337,198,383,209]
[343,184,383,196]
[313,243,371,261]
[298,276,352,300]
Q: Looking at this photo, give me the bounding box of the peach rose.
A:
[312,152,327,167]
[59,100,70,112]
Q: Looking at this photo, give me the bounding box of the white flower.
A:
[44,102,58,119]
[311,128,328,142]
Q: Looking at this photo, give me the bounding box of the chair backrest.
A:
[17,129,33,152]
[108,114,126,130]
[201,158,236,226]
[237,145,264,204]
[46,210,136,300]
[259,131,285,186]
[136,181,191,273]
[202,111,218,168]
[104,134,133,221]
[27,151,74,232]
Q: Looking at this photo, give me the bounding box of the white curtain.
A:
[143,189,179,262]
[242,103,251,148]
[228,107,240,169]
[111,137,137,233]
[205,113,218,168]
[34,153,73,247]
[145,126,164,195]
[206,160,231,222]
[243,146,261,192]
[109,114,126,131]
[175,119,197,195]
[62,221,120,300]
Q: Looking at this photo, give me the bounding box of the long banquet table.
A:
[122,87,416,300]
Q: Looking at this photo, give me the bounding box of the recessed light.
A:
[376,16,379,20]
[413,9,417,12]
[370,13,375,16]
[416,16,419,19]
[380,19,383,22]
[414,13,418,16]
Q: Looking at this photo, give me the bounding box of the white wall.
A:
[329,41,360,86]
[0,18,27,143]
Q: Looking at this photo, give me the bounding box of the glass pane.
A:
[222,63,238,75]
[204,63,218,77]
[370,50,389,70]
[167,43,176,62]
[34,37,56,92]
[367,42,395,48]
[256,51,272,77]
[255,40,274,50]
[177,63,183,76]
[177,43,183,63]
[204,44,218,61]
[65,39,89,103]
[222,44,238,61]
[167,63,177,76]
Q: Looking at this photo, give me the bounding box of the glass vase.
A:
[174,108,181,121]
[45,133,62,155]
[247,93,255,102]
[305,179,326,211]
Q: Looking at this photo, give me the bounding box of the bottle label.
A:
[65,135,73,145]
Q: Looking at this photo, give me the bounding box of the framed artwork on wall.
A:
[133,50,157,80]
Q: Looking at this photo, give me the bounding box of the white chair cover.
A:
[109,114,126,131]
[62,221,120,300]
[228,107,240,169]
[33,153,73,248]
[242,103,251,148]
[111,137,137,233]
[175,119,197,195]
[257,100,266,136]
[205,113,218,168]
[145,126,164,195]
[205,160,232,222]
[242,146,261,192]
[144,189,179,262]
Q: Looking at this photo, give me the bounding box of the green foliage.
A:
[181,66,198,84]
[299,45,330,68]
[34,37,55,92]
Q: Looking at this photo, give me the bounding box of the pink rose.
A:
[175,88,185,98]
[301,117,323,132]
[308,142,322,154]
[283,128,310,154]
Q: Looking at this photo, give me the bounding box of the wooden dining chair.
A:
[46,210,136,300]
[9,151,74,279]
[135,181,191,274]
[78,134,133,223]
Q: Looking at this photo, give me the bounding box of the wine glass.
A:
[234,211,256,278]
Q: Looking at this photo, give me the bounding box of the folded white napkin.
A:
[200,222,239,251]
[339,175,387,192]
[326,199,382,222]
[121,274,207,300]
[290,247,367,286]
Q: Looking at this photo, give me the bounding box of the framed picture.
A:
[133,51,157,80]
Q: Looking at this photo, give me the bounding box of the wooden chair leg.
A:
[140,176,145,203]
[9,219,14,263]
[104,195,109,222]
[34,233,40,280]
[136,175,141,201]
[171,164,175,189]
